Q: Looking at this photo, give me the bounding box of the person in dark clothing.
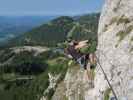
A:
[65,39,97,82]
[65,40,91,70]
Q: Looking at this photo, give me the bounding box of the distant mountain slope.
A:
[73,13,100,39]
[7,16,74,47]
[7,13,100,47]
[0,16,56,43]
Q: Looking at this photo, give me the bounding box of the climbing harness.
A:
[95,51,118,100]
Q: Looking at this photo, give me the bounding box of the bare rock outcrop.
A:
[94,0,133,99]
[52,66,94,100]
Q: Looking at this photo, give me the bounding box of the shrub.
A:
[0,49,14,63]
[46,88,55,100]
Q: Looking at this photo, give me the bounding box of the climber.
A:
[65,38,96,70]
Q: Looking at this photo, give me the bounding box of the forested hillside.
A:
[6,13,99,47]
[0,13,100,100]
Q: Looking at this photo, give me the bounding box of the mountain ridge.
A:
[5,13,99,47]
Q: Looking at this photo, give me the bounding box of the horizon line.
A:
[0,11,101,17]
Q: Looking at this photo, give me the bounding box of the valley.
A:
[0,13,99,100]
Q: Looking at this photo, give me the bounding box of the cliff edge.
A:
[94,0,133,99]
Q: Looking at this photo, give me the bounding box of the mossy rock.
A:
[103,24,109,32]
[130,47,133,52]
[126,25,133,33]
[104,88,111,100]
[117,15,130,25]
[109,17,118,25]
[109,15,130,26]
[116,30,127,42]
[131,36,133,42]
[116,25,133,42]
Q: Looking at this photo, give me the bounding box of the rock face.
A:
[94,0,133,99]
[52,66,94,100]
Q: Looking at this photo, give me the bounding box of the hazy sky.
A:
[0,0,104,16]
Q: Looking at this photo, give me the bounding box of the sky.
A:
[0,0,104,16]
